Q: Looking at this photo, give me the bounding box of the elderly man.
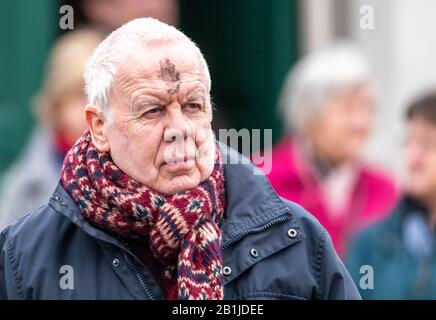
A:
[0,18,359,300]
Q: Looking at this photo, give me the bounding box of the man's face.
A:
[404,117,436,200]
[308,84,375,165]
[97,41,215,195]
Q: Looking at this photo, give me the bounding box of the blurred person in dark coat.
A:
[258,44,399,257]
[347,92,436,299]
[0,29,103,230]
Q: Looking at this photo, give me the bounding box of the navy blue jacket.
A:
[0,143,360,300]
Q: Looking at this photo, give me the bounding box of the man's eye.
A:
[147,108,161,113]
[184,103,203,112]
[142,106,164,118]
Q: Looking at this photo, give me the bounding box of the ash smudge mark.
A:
[159,58,180,82]
[167,82,181,95]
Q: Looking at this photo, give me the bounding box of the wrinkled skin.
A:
[85,40,215,195]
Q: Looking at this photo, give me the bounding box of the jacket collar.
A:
[49,141,292,247]
[381,195,427,232]
[373,195,430,254]
[217,141,292,244]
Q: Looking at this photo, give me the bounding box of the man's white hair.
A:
[279,43,371,133]
[84,18,211,116]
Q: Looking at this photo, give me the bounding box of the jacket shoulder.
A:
[0,204,72,299]
[281,198,361,299]
[282,198,327,240]
[1,202,68,243]
[0,202,78,282]
[282,198,333,263]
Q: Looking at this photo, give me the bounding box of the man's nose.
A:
[163,114,191,143]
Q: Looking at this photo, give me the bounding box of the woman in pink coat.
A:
[259,44,399,257]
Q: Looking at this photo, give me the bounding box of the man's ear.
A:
[85,104,110,152]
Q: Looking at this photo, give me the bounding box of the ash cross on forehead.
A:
[159,58,181,95]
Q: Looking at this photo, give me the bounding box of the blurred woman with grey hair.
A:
[261,43,399,257]
[0,29,103,230]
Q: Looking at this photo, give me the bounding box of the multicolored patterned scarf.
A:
[60,130,226,300]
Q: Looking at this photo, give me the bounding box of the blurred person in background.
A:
[0,29,103,230]
[347,92,436,299]
[259,44,399,257]
[79,0,179,32]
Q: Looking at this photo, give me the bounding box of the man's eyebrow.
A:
[136,95,162,103]
[131,96,162,112]
[187,91,206,102]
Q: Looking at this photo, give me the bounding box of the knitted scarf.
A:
[60,130,226,300]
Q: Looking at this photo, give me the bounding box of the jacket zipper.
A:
[119,241,155,300]
[222,214,292,249]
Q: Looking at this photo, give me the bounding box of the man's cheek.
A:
[196,131,215,163]
[196,120,213,140]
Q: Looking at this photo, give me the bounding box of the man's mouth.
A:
[162,155,196,172]
[165,155,194,164]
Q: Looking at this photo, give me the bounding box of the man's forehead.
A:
[116,52,203,86]
[124,40,200,70]
[115,62,204,91]
[112,58,206,103]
